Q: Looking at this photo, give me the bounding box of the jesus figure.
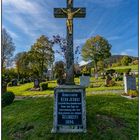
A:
[61,8,81,34]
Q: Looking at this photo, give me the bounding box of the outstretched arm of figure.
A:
[73,8,81,15]
[61,8,67,14]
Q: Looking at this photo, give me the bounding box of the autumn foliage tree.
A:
[82,35,112,74]
[121,56,132,66]
[15,35,54,79]
[29,35,54,78]
[15,52,31,79]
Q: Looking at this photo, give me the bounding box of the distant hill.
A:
[80,55,138,68]
[106,55,138,64]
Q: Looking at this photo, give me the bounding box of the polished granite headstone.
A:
[52,85,86,133]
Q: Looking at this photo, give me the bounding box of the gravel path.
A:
[15,94,53,100]
[88,89,124,94]
[15,89,124,100]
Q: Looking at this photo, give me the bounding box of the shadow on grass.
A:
[47,87,55,91]
[2,94,138,140]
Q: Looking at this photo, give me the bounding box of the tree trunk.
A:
[94,62,98,79]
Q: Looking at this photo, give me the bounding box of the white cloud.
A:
[120,49,136,56]
[3,0,41,14]
[3,0,64,39]
[7,29,18,39]
[120,52,128,55]
[79,60,89,66]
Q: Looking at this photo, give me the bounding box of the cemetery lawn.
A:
[2,93,138,140]
[7,81,124,96]
[109,65,138,71]
[7,81,57,96]
[6,77,126,96]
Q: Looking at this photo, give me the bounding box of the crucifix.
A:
[54,0,86,85]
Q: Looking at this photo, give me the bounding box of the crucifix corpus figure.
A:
[61,8,81,34]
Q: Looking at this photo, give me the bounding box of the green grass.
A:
[7,81,124,96]
[7,75,138,96]
[110,65,138,71]
[2,94,138,140]
[7,81,57,96]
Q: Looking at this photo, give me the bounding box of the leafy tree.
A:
[97,61,104,71]
[54,61,65,81]
[132,59,138,65]
[14,35,54,80]
[29,35,54,79]
[15,52,31,80]
[82,35,111,73]
[2,28,15,72]
[121,56,132,66]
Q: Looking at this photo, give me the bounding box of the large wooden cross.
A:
[54,0,86,85]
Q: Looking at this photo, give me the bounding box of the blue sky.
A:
[2,0,138,64]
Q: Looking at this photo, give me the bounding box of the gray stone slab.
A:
[80,76,90,87]
[124,75,136,93]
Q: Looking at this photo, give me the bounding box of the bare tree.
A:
[2,28,15,72]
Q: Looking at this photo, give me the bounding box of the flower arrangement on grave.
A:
[122,90,138,97]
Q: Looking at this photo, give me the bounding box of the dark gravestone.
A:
[52,85,86,133]
[34,79,40,88]
[11,79,17,86]
[105,74,112,85]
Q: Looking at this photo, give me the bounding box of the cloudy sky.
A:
[2,0,138,63]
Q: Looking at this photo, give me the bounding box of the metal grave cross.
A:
[54,0,86,85]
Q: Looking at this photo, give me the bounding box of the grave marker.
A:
[124,74,136,93]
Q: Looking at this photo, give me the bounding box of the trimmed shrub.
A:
[8,82,12,87]
[40,83,48,91]
[106,69,115,75]
[90,84,94,88]
[115,68,131,74]
[2,92,15,107]
[115,76,123,81]
[19,79,24,84]
[75,73,82,77]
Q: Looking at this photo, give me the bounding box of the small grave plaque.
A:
[52,85,86,133]
[34,79,39,88]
